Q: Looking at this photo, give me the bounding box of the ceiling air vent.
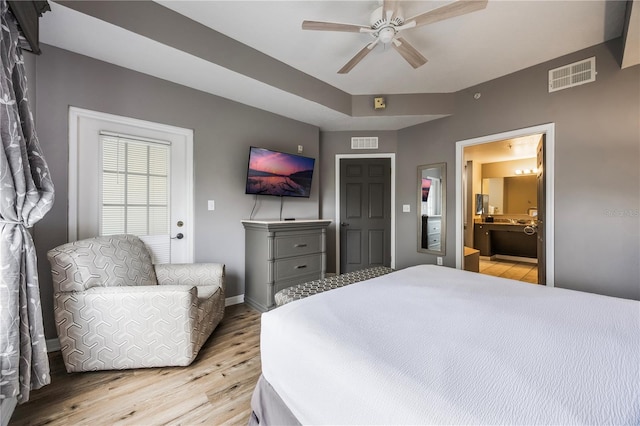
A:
[548,57,596,93]
[351,137,378,150]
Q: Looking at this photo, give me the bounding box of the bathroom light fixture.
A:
[515,168,538,175]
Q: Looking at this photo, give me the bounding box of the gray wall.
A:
[319,131,398,273]
[397,40,640,300]
[29,38,640,341]
[32,44,320,339]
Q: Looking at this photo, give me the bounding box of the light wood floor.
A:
[10,304,262,426]
[479,258,538,284]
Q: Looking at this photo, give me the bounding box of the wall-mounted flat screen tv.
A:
[245,147,315,198]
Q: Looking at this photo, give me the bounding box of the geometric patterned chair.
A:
[47,234,225,373]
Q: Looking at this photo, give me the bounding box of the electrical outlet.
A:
[437,257,443,266]
[207,200,215,211]
[298,145,303,153]
[402,204,410,213]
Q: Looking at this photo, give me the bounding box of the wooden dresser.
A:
[241,220,331,312]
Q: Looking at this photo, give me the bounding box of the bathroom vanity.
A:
[473,222,537,258]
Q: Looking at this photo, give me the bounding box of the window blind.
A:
[100,134,170,263]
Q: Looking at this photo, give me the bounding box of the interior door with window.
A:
[70,108,193,264]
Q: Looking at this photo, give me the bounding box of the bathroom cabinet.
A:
[473,223,536,258]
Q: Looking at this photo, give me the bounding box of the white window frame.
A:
[99,132,171,238]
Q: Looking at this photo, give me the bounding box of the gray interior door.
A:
[536,136,546,285]
[340,158,391,273]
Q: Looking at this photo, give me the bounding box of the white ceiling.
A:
[464,134,541,164]
[159,0,625,94]
[40,1,629,131]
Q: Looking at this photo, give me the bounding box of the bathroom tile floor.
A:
[479,258,538,284]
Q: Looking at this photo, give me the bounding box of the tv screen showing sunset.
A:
[422,178,431,202]
[246,147,315,197]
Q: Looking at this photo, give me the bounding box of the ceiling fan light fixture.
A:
[302,0,488,73]
[377,27,396,44]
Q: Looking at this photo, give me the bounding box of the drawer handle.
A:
[294,244,308,248]
[295,265,307,269]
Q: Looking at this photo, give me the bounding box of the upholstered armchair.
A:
[47,234,225,373]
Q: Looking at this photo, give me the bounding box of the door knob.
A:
[340,222,349,227]
[171,233,184,240]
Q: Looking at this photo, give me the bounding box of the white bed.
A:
[257,265,640,425]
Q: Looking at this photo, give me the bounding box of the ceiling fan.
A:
[302,0,488,74]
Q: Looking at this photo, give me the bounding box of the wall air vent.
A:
[351,137,379,150]
[548,57,596,93]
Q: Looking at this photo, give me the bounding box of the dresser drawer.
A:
[426,219,441,234]
[275,233,322,258]
[426,234,441,246]
[274,254,322,282]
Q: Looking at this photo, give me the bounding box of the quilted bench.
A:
[274,266,394,307]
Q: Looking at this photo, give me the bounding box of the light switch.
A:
[208,200,215,211]
[402,204,410,213]
[298,145,303,153]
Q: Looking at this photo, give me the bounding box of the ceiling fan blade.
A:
[383,0,399,21]
[302,20,373,33]
[338,40,379,74]
[406,0,488,28]
[392,37,428,69]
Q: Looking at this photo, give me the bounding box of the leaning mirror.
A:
[417,162,446,255]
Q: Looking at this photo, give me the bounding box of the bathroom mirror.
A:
[417,162,446,255]
[482,176,536,214]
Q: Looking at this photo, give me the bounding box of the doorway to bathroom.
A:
[455,124,555,287]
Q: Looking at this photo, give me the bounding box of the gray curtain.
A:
[0,0,54,403]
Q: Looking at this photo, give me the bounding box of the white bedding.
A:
[260,265,640,425]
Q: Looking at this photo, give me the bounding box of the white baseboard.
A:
[1,397,17,426]
[225,294,244,306]
[44,294,245,354]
